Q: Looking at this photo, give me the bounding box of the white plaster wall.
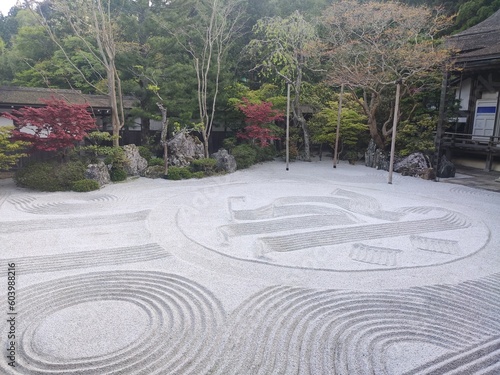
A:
[456,78,472,111]
[0,117,14,127]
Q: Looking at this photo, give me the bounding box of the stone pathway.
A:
[439,166,500,193]
[1,160,499,374]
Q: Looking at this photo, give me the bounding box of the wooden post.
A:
[333,83,344,168]
[286,82,291,171]
[388,80,401,185]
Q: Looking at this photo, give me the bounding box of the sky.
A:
[1,0,20,16]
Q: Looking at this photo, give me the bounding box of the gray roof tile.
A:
[0,86,137,109]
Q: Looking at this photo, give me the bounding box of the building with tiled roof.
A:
[441,9,500,172]
[0,86,139,143]
[448,9,500,67]
[0,86,136,113]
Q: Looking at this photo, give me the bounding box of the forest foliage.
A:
[0,0,498,165]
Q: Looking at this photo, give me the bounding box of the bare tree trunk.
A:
[202,131,209,159]
[295,107,311,161]
[292,67,311,161]
[167,0,243,158]
[157,103,169,176]
[108,66,121,147]
[353,89,386,150]
[141,118,150,145]
[368,117,386,150]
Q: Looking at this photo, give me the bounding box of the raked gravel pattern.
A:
[1,159,499,374]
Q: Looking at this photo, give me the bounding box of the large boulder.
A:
[167,132,204,167]
[394,152,433,178]
[418,168,436,180]
[437,155,456,178]
[123,144,148,176]
[211,148,237,173]
[85,162,110,186]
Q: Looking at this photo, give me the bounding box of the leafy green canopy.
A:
[0,126,28,170]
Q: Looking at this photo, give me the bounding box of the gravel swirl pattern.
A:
[0,271,225,375]
[211,273,500,374]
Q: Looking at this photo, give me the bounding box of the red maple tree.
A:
[237,98,283,147]
[4,98,97,153]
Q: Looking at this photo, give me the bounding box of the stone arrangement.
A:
[167,131,205,167]
[0,160,499,374]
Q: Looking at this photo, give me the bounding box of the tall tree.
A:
[454,0,500,31]
[161,0,245,157]
[33,0,125,147]
[0,126,28,170]
[247,11,318,161]
[320,0,452,149]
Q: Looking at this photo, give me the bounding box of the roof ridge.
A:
[0,86,83,94]
[451,8,500,37]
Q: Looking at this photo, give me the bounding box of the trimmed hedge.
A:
[166,166,192,180]
[110,168,127,182]
[15,161,86,192]
[232,144,258,169]
[72,179,100,192]
[138,146,153,162]
[190,158,217,174]
[148,157,164,167]
[255,145,276,162]
[57,161,87,187]
[191,171,205,179]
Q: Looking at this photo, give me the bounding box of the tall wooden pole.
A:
[286,82,291,171]
[333,83,344,168]
[388,80,401,184]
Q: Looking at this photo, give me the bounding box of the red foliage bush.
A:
[236,98,283,147]
[4,98,97,153]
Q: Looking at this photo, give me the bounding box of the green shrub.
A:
[167,166,192,180]
[254,145,276,162]
[148,157,164,167]
[222,137,237,152]
[190,158,217,173]
[56,161,86,190]
[0,126,28,170]
[110,168,127,182]
[179,167,192,179]
[72,179,100,192]
[77,145,115,164]
[15,162,59,191]
[14,161,86,191]
[191,171,205,179]
[104,147,127,169]
[77,131,117,163]
[166,167,182,180]
[138,146,153,162]
[232,144,258,169]
[396,117,436,157]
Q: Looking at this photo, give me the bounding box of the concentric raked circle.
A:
[31,301,149,359]
[1,271,224,375]
[211,273,500,374]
